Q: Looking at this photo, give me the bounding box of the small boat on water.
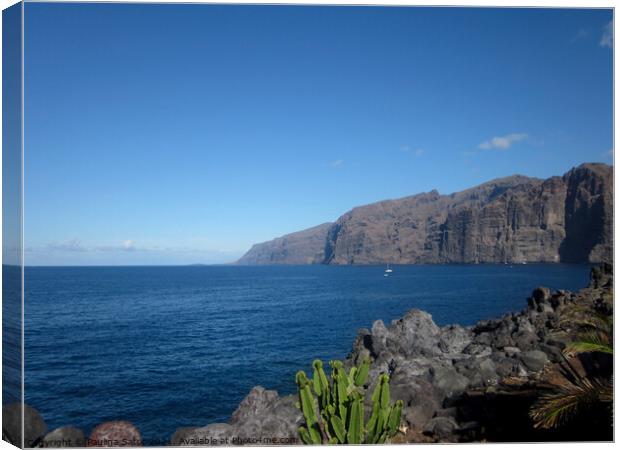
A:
[384,264,393,275]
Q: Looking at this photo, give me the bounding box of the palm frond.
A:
[530,377,612,429]
[564,331,613,356]
[558,307,612,333]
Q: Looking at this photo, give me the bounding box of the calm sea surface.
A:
[23,264,591,444]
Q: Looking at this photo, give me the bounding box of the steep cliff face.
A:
[437,176,567,263]
[237,163,612,265]
[323,175,553,264]
[236,223,333,265]
[559,163,613,263]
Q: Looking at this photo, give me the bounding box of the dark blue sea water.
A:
[24,264,591,445]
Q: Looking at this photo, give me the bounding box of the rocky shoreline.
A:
[4,264,612,446]
[173,262,613,444]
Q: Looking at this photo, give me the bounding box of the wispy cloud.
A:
[478,133,528,151]
[570,28,589,43]
[600,21,613,48]
[460,150,478,157]
[400,145,424,157]
[329,159,344,168]
[46,239,88,252]
[31,239,143,253]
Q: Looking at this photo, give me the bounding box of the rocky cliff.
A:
[238,163,613,265]
[236,223,333,265]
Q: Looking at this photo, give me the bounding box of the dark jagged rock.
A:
[190,271,610,445]
[21,265,612,445]
[337,264,612,442]
[170,428,199,446]
[2,403,48,447]
[423,416,458,441]
[177,387,302,446]
[238,163,612,265]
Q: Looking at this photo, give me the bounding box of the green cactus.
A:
[295,358,403,445]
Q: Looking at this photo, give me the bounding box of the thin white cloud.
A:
[98,241,141,252]
[34,239,144,253]
[478,133,528,151]
[600,21,613,48]
[329,159,344,168]
[460,150,478,157]
[400,145,424,157]
[570,28,588,43]
[45,239,87,252]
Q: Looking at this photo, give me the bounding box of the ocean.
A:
[21,264,591,444]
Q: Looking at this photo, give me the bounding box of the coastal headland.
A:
[238,163,612,266]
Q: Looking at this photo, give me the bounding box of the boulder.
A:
[170,427,198,446]
[2,403,47,447]
[370,320,389,357]
[386,310,441,358]
[181,424,234,446]
[43,427,85,448]
[462,343,492,357]
[438,325,473,355]
[87,421,142,447]
[478,359,498,385]
[519,350,549,372]
[230,387,278,425]
[503,346,521,356]
[423,416,458,441]
[532,287,551,303]
[392,377,439,430]
[430,366,470,400]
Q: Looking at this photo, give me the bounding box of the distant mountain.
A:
[237,163,613,265]
[236,222,333,265]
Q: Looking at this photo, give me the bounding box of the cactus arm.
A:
[348,367,357,386]
[366,405,382,443]
[297,359,403,445]
[330,415,346,443]
[353,358,370,387]
[299,426,319,445]
[375,431,388,444]
[313,360,330,410]
[338,404,348,422]
[387,400,403,437]
[370,376,382,405]
[297,371,324,444]
[379,375,390,409]
[346,396,364,444]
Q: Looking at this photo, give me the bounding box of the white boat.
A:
[385,264,393,274]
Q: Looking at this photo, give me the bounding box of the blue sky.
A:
[24,4,613,265]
